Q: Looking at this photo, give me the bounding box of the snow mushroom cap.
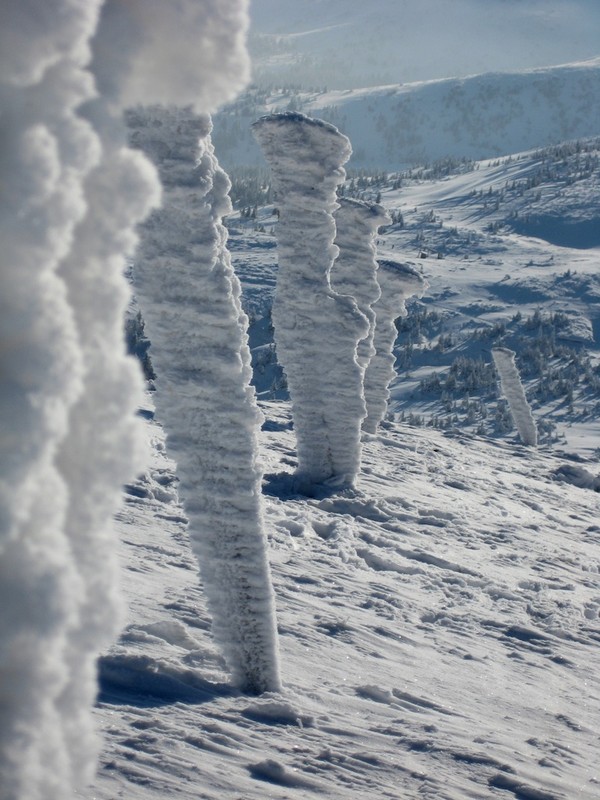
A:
[252,112,352,197]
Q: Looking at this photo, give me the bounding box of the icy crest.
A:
[363,260,426,433]
[254,113,368,489]
[128,105,280,694]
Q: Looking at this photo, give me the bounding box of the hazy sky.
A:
[249,0,600,87]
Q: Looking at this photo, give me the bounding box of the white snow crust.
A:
[88,401,600,800]
[363,260,426,433]
[1,0,251,794]
[253,113,369,489]
[0,7,103,797]
[492,347,538,447]
[91,0,250,113]
[128,106,280,695]
[331,198,390,371]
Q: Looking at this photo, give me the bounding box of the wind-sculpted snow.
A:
[91,0,250,113]
[1,0,251,795]
[331,198,390,371]
[128,106,280,695]
[253,113,368,490]
[90,403,600,800]
[363,260,426,434]
[492,348,538,447]
[0,6,102,798]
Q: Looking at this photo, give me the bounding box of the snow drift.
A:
[363,260,426,433]
[128,106,280,695]
[253,113,369,490]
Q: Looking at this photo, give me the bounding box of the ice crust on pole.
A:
[331,197,390,371]
[127,106,280,695]
[253,112,369,490]
[492,347,538,447]
[363,260,426,434]
[0,2,107,798]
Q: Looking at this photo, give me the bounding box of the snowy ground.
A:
[84,400,599,800]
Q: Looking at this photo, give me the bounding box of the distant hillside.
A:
[248,0,600,89]
[213,59,600,170]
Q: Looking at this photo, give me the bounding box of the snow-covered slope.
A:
[248,0,600,89]
[213,59,600,170]
[227,136,600,452]
[89,400,600,800]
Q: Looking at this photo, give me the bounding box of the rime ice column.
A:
[253,113,369,490]
[331,198,391,371]
[492,347,538,446]
[127,106,280,695]
[0,3,103,799]
[363,260,426,434]
[56,0,252,785]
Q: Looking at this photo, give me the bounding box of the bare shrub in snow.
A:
[492,347,538,446]
[127,106,280,695]
[363,260,427,433]
[253,112,368,490]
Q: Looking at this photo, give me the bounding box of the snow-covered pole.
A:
[0,4,106,797]
[253,113,369,491]
[331,198,391,372]
[127,106,280,694]
[492,347,538,446]
[363,260,427,434]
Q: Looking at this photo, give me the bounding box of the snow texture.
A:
[331,197,390,370]
[91,0,250,113]
[253,113,369,489]
[492,347,538,446]
[0,6,102,798]
[1,0,250,793]
[363,260,426,434]
[127,106,280,695]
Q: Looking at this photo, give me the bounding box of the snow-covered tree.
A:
[331,198,391,371]
[492,347,538,446]
[253,113,368,491]
[127,106,280,694]
[363,260,427,434]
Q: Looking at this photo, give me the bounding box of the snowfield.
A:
[88,400,599,800]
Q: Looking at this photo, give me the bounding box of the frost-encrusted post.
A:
[127,106,280,695]
[492,347,538,446]
[253,113,369,490]
[331,198,391,371]
[0,5,103,797]
[363,260,426,434]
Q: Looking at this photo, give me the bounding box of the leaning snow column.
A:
[0,4,101,798]
[331,198,391,372]
[127,106,280,695]
[492,347,538,446]
[253,113,369,490]
[363,260,426,433]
